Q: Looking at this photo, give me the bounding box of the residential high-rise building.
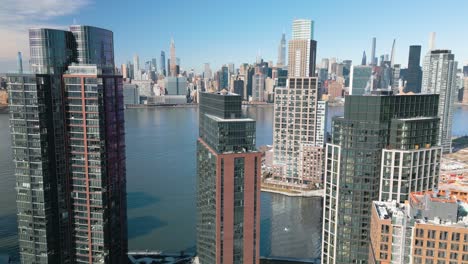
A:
[7,25,127,264]
[277,33,286,67]
[292,19,314,40]
[405,45,423,93]
[252,71,265,101]
[422,49,458,153]
[322,94,440,264]
[371,37,376,66]
[170,38,177,76]
[288,19,316,77]
[197,92,261,264]
[63,65,127,263]
[350,65,372,95]
[273,77,323,186]
[370,191,468,264]
[160,51,166,76]
[219,65,229,90]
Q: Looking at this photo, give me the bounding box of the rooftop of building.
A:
[374,191,468,227]
[205,113,254,122]
[410,191,457,205]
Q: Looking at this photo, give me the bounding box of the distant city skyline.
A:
[1,0,468,73]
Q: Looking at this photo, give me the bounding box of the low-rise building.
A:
[370,191,468,264]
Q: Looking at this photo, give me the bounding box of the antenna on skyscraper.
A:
[73,18,77,25]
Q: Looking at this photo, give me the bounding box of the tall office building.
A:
[197,92,261,264]
[170,38,177,76]
[288,19,316,77]
[350,65,372,95]
[292,19,314,40]
[133,54,140,73]
[160,51,166,76]
[422,50,458,153]
[252,71,265,102]
[204,63,212,79]
[322,94,440,264]
[17,51,23,73]
[277,33,286,67]
[219,65,229,90]
[371,37,376,66]
[8,25,127,264]
[405,45,423,93]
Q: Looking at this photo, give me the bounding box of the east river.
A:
[1,104,468,262]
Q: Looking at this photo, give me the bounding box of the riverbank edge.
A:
[261,187,324,197]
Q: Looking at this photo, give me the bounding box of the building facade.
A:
[123,83,139,105]
[369,192,468,264]
[252,72,265,102]
[322,94,440,264]
[7,25,127,264]
[422,49,458,153]
[350,65,372,95]
[405,45,422,93]
[197,92,261,264]
[273,77,323,186]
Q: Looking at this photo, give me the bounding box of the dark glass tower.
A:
[322,94,440,264]
[7,25,127,264]
[197,92,261,264]
[405,45,422,93]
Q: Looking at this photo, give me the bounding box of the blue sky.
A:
[1,0,467,73]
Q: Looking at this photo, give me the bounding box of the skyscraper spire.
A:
[277,33,286,67]
[170,37,177,76]
[362,51,367,65]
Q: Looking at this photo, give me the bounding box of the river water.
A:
[1,104,467,262]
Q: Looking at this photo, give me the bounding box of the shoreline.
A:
[261,187,324,197]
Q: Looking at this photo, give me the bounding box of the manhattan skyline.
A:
[0,0,467,73]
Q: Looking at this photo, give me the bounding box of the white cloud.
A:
[0,0,90,62]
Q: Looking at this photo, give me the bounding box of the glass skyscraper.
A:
[322,94,440,264]
[405,45,423,93]
[7,25,127,264]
